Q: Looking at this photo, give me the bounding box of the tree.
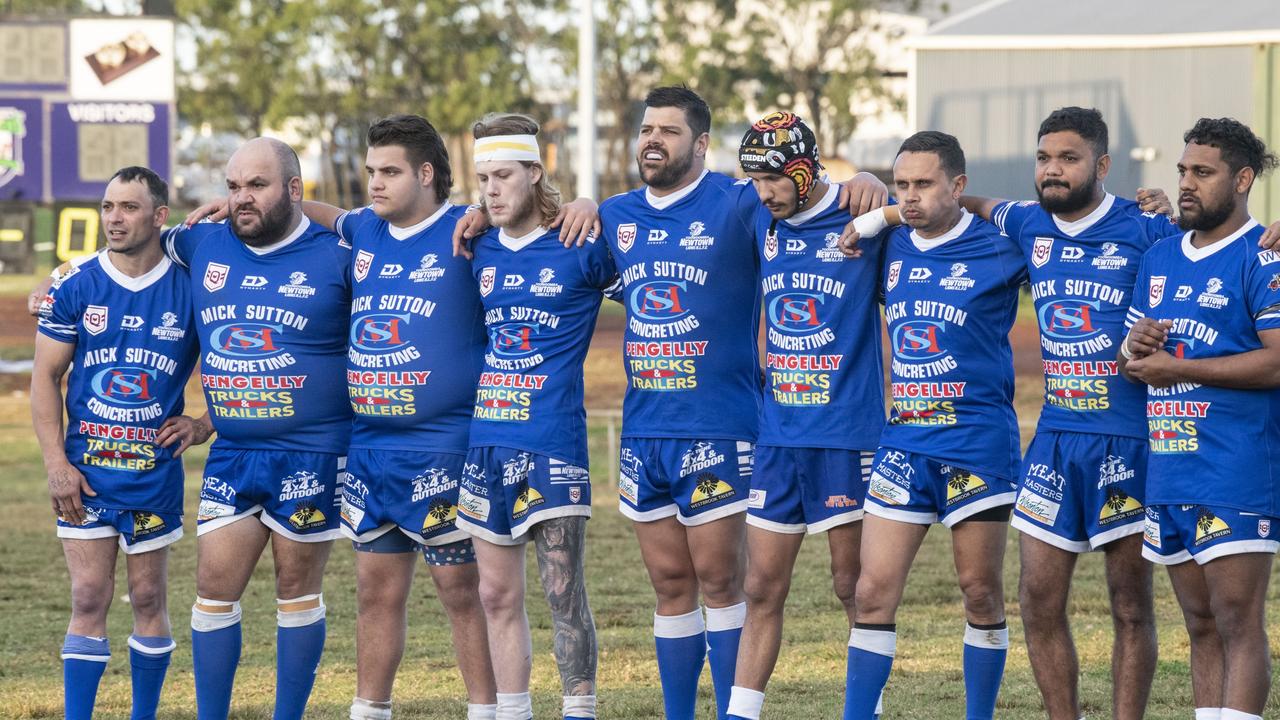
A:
[654,0,918,159]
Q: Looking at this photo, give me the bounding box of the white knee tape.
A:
[277,593,326,627]
[191,597,242,632]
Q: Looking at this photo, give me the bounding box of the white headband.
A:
[473,134,540,164]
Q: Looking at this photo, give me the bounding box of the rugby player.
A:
[455,113,617,720]
[1121,117,1280,720]
[843,132,1024,720]
[958,108,1179,720]
[33,166,205,720]
[298,115,498,720]
[591,86,887,720]
[165,137,352,720]
[725,112,886,720]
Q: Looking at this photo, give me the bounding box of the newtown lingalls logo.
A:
[409,253,446,282]
[354,250,374,282]
[617,223,637,253]
[0,107,26,189]
[278,271,316,298]
[204,262,230,292]
[1031,237,1053,268]
[479,266,496,297]
[151,311,185,341]
[84,305,109,335]
[1148,275,1166,308]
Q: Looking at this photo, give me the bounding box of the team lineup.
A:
[28,85,1280,720]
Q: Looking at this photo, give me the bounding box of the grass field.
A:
[2,288,1279,718]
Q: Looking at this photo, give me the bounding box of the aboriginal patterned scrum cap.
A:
[738,111,823,207]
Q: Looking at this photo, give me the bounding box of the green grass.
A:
[3,378,1280,717]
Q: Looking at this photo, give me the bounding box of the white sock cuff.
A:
[495,692,532,720]
[726,686,765,720]
[1219,710,1260,720]
[191,597,242,632]
[350,697,392,720]
[562,694,596,718]
[277,593,326,628]
[705,602,747,632]
[964,623,1009,650]
[127,635,177,655]
[467,703,498,720]
[1194,710,1221,720]
[848,627,897,657]
[654,607,706,638]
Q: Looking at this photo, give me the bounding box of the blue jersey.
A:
[993,194,1181,438]
[165,219,352,452]
[1125,220,1280,515]
[755,183,885,450]
[598,171,762,441]
[468,226,617,466]
[37,253,199,513]
[337,203,486,453]
[881,211,1027,479]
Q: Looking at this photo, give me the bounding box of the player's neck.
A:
[915,205,964,239]
[106,239,166,278]
[1190,205,1251,247]
[796,181,829,214]
[392,196,443,229]
[1052,188,1106,223]
[500,212,543,240]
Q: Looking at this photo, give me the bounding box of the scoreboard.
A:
[0,17,174,268]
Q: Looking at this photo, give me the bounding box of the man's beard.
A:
[1036,173,1098,215]
[638,145,695,191]
[234,194,293,246]
[1178,193,1235,232]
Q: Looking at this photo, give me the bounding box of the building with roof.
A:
[908,0,1280,218]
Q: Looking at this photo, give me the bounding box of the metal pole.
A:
[576,0,597,199]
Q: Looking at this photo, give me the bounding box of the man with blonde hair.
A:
[456,113,618,720]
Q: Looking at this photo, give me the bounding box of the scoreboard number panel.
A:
[54,203,100,263]
[78,123,149,182]
[0,24,67,88]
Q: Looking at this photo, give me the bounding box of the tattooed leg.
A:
[534,516,597,696]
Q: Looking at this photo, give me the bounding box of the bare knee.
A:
[478,574,524,618]
[649,561,699,607]
[958,573,1004,622]
[433,565,482,613]
[853,573,897,621]
[744,566,791,613]
[70,575,114,620]
[127,575,167,621]
[831,563,859,611]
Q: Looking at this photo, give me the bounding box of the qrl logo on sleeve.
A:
[1148,275,1166,308]
[479,266,496,297]
[886,261,902,292]
[354,250,373,282]
[83,305,109,335]
[617,223,637,252]
[203,262,230,292]
[1031,237,1053,268]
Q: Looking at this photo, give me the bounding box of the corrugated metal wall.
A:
[915,46,1257,205]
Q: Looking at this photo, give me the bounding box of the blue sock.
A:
[844,624,896,720]
[129,635,175,720]
[191,599,242,720]
[274,596,327,720]
[62,634,110,720]
[653,608,706,720]
[962,622,1008,720]
[706,603,746,720]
